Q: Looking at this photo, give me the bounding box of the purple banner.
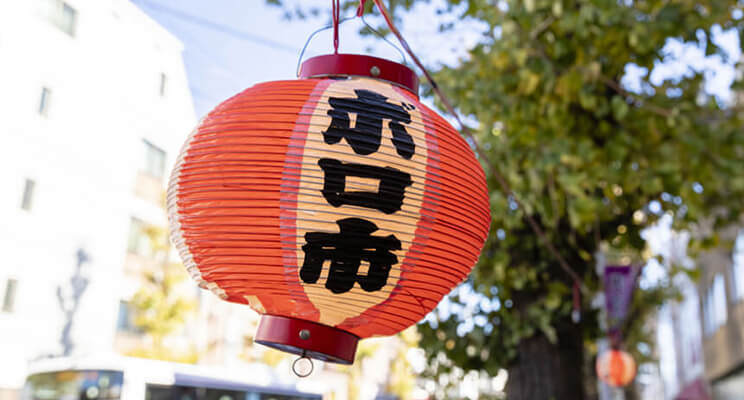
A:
[604,265,636,334]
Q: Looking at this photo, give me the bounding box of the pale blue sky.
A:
[131,0,482,117]
[132,0,739,118]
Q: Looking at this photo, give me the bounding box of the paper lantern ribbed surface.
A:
[596,350,636,387]
[167,54,490,364]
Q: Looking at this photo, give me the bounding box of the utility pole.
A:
[57,248,90,356]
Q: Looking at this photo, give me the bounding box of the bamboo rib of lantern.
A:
[184,124,480,182]
[176,246,478,306]
[175,150,488,221]
[180,136,483,193]
[182,252,474,291]
[174,200,485,243]
[209,287,439,327]
[175,175,488,229]
[175,164,487,220]
[200,278,452,320]
[192,119,474,162]
[175,234,483,277]
[222,286,436,314]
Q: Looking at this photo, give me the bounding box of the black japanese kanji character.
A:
[323,89,415,159]
[300,218,401,294]
[318,158,412,214]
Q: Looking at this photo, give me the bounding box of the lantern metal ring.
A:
[292,352,314,378]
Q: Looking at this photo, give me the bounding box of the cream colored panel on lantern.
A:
[295,78,427,327]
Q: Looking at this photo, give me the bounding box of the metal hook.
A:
[361,13,406,64]
[291,351,314,378]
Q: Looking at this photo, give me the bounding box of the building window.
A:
[731,231,744,301]
[127,218,153,257]
[2,279,18,313]
[20,179,36,211]
[159,73,167,97]
[703,288,713,336]
[704,274,728,337]
[39,87,51,116]
[713,274,728,326]
[116,300,139,332]
[143,140,166,179]
[46,0,77,36]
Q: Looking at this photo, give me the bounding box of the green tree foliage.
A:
[269,0,744,397]
[412,0,743,386]
[128,225,197,363]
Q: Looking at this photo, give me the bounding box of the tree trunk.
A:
[505,318,586,400]
[623,384,640,400]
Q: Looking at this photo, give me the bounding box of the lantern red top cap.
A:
[299,53,419,95]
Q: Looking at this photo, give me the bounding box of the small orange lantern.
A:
[596,349,636,387]
[167,54,490,365]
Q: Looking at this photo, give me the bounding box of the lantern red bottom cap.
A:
[254,315,359,365]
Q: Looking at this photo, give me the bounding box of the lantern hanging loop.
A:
[360,13,407,64]
[296,16,354,76]
[292,351,314,378]
[295,13,406,77]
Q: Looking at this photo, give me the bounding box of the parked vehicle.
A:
[21,355,322,400]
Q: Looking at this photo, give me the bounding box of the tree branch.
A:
[597,74,673,118]
[530,16,556,40]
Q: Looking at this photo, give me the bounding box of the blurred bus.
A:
[21,355,323,400]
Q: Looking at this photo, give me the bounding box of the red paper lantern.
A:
[596,349,636,387]
[167,54,490,364]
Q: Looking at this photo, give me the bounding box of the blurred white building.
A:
[0,1,420,399]
[0,1,352,399]
[0,0,193,396]
[656,276,707,400]
[646,219,709,400]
